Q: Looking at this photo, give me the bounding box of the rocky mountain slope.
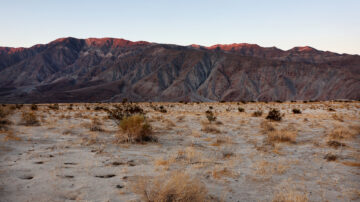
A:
[0,37,359,103]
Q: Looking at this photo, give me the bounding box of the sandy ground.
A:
[0,102,359,202]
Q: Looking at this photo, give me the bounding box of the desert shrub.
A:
[328,108,336,112]
[324,153,337,161]
[21,112,39,126]
[116,115,154,143]
[238,107,245,112]
[15,104,23,109]
[30,104,38,110]
[122,98,128,104]
[0,118,12,131]
[275,100,283,103]
[205,110,216,123]
[49,103,59,110]
[292,108,301,114]
[158,105,167,113]
[67,104,73,110]
[133,171,207,202]
[266,109,282,121]
[209,106,213,110]
[252,110,263,117]
[86,106,91,110]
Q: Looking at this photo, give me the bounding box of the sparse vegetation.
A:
[108,104,145,122]
[48,103,59,110]
[21,112,39,126]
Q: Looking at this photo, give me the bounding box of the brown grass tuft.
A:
[272,189,308,202]
[267,129,297,143]
[328,127,356,140]
[133,171,208,202]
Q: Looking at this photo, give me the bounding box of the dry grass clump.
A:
[328,126,356,140]
[20,112,40,126]
[201,122,220,134]
[332,113,344,122]
[253,160,289,176]
[272,189,308,202]
[212,166,238,179]
[267,129,297,143]
[260,120,276,133]
[133,171,208,202]
[115,115,154,143]
[89,118,104,132]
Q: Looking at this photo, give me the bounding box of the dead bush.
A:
[48,103,59,110]
[133,171,208,202]
[21,112,40,126]
[292,109,301,114]
[115,115,154,143]
[327,140,346,148]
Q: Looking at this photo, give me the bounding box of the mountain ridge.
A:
[0,37,359,103]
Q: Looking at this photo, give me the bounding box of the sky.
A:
[0,0,359,54]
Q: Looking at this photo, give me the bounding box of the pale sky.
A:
[0,0,359,54]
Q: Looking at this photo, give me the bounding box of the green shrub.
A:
[205,110,216,123]
[31,104,38,110]
[252,110,263,117]
[266,108,282,121]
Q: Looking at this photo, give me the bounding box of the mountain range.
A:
[0,37,359,103]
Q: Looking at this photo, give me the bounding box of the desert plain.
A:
[0,101,359,202]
